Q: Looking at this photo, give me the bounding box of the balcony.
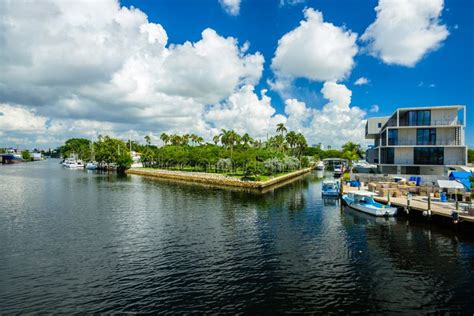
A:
[391,159,465,166]
[398,118,463,127]
[387,139,462,146]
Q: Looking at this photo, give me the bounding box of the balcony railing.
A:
[398,119,463,127]
[384,159,465,165]
[387,139,462,146]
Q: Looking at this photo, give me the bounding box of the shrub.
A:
[217,158,232,172]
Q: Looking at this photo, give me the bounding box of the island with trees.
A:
[57,124,366,188]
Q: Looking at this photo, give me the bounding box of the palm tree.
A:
[144,135,151,146]
[342,141,363,159]
[220,129,240,160]
[241,133,253,147]
[213,134,221,146]
[276,123,287,136]
[295,133,308,157]
[285,131,298,154]
[160,133,169,146]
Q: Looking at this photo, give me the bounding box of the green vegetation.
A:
[468,149,474,164]
[21,151,31,161]
[60,136,132,171]
[60,124,364,177]
[138,128,308,180]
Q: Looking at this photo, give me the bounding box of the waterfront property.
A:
[365,105,467,175]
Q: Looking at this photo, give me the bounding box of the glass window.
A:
[417,128,436,145]
[414,147,443,165]
[381,148,394,164]
[388,129,398,145]
[406,110,431,126]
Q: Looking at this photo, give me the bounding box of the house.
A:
[365,105,467,175]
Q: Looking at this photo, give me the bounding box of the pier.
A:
[343,185,474,223]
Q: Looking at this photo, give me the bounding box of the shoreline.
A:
[126,167,313,190]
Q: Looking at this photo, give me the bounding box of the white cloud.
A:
[370,104,379,113]
[0,0,264,146]
[219,0,241,16]
[284,82,368,148]
[361,0,449,66]
[354,77,369,86]
[271,8,358,82]
[279,0,306,6]
[205,85,286,138]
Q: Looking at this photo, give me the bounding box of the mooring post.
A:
[407,193,411,215]
[387,190,391,206]
[455,189,459,211]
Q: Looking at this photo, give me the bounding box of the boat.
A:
[85,162,97,170]
[1,153,23,164]
[315,161,325,171]
[333,165,343,177]
[322,180,339,197]
[341,191,397,217]
[62,157,84,169]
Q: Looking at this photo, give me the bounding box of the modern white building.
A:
[365,105,467,175]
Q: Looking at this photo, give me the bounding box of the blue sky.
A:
[125,0,473,143]
[0,0,472,148]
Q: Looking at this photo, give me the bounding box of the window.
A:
[414,147,443,165]
[377,123,382,128]
[381,148,394,164]
[403,110,431,126]
[381,131,387,146]
[416,128,436,145]
[388,129,398,145]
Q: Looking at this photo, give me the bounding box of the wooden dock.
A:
[343,185,474,223]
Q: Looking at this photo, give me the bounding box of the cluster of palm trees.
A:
[150,124,308,158]
[267,123,308,156]
[158,133,205,146]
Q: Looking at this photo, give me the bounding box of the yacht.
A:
[333,165,343,177]
[62,158,84,169]
[342,191,397,217]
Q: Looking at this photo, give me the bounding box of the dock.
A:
[343,185,474,223]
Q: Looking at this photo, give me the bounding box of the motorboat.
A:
[315,161,325,171]
[86,162,98,170]
[62,158,84,169]
[334,165,343,177]
[341,191,397,217]
[322,180,340,197]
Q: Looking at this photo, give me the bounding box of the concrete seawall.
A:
[126,167,313,190]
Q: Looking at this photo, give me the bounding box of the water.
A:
[1,160,474,313]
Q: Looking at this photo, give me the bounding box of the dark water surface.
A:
[1,160,474,313]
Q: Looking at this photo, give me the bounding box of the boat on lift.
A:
[315,161,325,171]
[322,180,340,197]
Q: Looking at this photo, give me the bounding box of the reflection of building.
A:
[365,106,467,175]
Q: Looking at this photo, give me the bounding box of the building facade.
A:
[365,105,467,175]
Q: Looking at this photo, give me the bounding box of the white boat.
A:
[322,180,339,197]
[334,165,343,177]
[85,162,97,170]
[341,191,397,217]
[62,158,84,169]
[315,161,325,171]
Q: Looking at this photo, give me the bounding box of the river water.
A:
[1,159,474,313]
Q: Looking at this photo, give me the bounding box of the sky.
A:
[0,0,473,149]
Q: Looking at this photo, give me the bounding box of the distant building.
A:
[365,105,467,175]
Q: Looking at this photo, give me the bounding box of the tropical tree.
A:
[342,141,364,159]
[276,123,287,136]
[160,133,169,146]
[144,135,151,146]
[241,133,253,147]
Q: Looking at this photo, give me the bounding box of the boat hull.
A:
[342,195,397,217]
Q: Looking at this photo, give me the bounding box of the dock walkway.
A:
[343,185,474,223]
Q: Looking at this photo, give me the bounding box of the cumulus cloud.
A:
[271,8,358,83]
[0,0,264,146]
[354,77,369,86]
[205,85,286,138]
[219,0,241,16]
[284,82,368,148]
[361,0,449,66]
